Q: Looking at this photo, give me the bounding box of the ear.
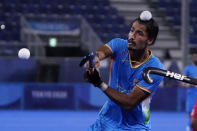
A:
[147,38,154,46]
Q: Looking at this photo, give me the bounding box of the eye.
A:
[137,31,144,36]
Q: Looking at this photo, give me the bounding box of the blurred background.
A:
[0,0,195,130]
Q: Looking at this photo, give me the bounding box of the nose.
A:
[128,31,135,40]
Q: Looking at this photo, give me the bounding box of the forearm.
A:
[102,84,149,110]
[104,87,135,110]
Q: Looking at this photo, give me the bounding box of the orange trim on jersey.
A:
[104,44,113,53]
[136,83,152,94]
[109,57,113,82]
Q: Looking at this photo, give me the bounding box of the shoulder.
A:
[107,38,128,53]
[148,55,164,69]
[108,38,127,45]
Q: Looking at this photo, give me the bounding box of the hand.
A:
[84,68,103,87]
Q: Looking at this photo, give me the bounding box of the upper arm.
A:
[128,86,151,108]
[96,38,125,60]
[96,44,112,60]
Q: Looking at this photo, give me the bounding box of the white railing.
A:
[20,15,103,58]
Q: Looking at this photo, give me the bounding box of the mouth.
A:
[128,39,136,46]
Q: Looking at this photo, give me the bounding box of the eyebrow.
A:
[131,26,145,32]
[130,27,134,30]
[132,28,145,35]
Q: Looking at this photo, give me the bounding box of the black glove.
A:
[84,69,103,87]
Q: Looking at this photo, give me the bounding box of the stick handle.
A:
[142,67,197,85]
[89,52,94,69]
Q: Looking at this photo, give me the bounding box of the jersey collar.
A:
[129,49,152,68]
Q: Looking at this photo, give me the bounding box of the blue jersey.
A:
[184,64,197,113]
[88,38,164,131]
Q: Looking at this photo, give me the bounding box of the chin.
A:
[128,47,135,50]
[128,46,132,50]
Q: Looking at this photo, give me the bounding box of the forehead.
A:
[131,21,147,32]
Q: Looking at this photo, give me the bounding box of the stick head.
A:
[142,67,154,84]
[79,55,89,67]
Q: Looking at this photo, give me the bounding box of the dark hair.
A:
[130,17,159,45]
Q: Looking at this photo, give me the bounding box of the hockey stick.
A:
[142,67,197,85]
[79,52,97,69]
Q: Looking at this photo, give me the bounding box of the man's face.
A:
[128,21,152,50]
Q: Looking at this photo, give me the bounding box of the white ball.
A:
[18,48,30,59]
[140,11,152,21]
[0,24,5,30]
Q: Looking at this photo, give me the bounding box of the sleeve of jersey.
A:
[136,73,164,94]
[106,38,123,55]
[191,100,197,118]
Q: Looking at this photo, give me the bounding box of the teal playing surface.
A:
[0,110,188,131]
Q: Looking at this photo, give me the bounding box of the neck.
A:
[129,48,149,63]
